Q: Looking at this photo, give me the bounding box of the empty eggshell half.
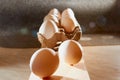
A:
[30,48,59,78]
[61,8,80,33]
[58,40,82,65]
[38,20,59,39]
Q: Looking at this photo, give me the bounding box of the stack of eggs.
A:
[30,8,83,79]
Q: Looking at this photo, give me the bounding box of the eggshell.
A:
[61,8,80,33]
[44,15,59,26]
[38,20,59,39]
[48,8,61,20]
[44,8,61,27]
[30,48,59,78]
[62,8,75,18]
[58,40,82,65]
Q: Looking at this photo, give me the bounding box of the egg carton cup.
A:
[65,26,82,40]
[37,26,82,50]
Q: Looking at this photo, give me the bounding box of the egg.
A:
[38,20,59,39]
[61,8,80,33]
[44,8,61,27]
[48,8,61,20]
[58,40,82,65]
[30,48,59,78]
[44,15,59,26]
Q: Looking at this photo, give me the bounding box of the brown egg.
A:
[58,40,82,65]
[30,48,59,78]
[44,15,59,26]
[48,8,61,20]
[61,8,80,33]
[38,20,59,39]
[44,8,61,27]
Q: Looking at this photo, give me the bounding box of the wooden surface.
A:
[84,45,120,80]
[0,45,120,80]
[29,58,90,80]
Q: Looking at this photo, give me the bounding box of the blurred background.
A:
[0,1,120,80]
[0,0,120,48]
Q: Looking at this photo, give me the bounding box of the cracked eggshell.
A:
[30,48,59,78]
[58,40,82,65]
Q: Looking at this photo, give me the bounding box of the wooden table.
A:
[29,58,90,80]
[0,45,120,80]
[84,45,120,80]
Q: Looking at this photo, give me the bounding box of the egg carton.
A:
[37,25,82,51]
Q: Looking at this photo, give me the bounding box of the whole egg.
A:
[30,48,59,78]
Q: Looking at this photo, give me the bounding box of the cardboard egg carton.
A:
[37,25,82,50]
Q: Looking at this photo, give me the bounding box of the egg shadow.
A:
[42,75,74,80]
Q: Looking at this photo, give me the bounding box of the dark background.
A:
[0,0,120,48]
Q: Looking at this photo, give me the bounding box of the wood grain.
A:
[84,45,120,80]
[29,58,90,80]
[0,45,120,80]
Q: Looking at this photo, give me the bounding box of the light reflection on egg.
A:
[30,48,59,78]
[58,40,83,65]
